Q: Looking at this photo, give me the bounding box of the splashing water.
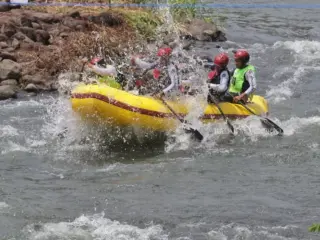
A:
[22,212,168,240]
[266,40,320,103]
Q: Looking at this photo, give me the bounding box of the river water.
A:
[1,1,320,239]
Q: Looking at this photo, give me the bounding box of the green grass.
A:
[115,9,163,40]
[168,0,197,22]
[309,223,320,232]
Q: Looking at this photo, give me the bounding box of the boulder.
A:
[12,32,34,45]
[88,12,123,27]
[0,5,10,13]
[0,52,17,62]
[215,31,227,42]
[0,42,9,49]
[21,74,45,85]
[5,47,15,52]
[26,11,62,24]
[35,29,50,45]
[0,34,8,42]
[59,32,69,39]
[75,25,85,31]
[69,11,81,19]
[1,4,21,12]
[62,18,88,30]
[2,23,16,38]
[12,32,28,41]
[24,83,38,92]
[181,19,226,42]
[11,38,20,49]
[0,79,18,86]
[182,40,194,50]
[21,16,33,28]
[31,22,41,29]
[0,59,21,80]
[0,85,17,100]
[19,27,37,41]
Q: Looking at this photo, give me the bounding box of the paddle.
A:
[228,94,284,135]
[208,92,235,135]
[211,46,284,135]
[239,101,283,135]
[159,97,204,141]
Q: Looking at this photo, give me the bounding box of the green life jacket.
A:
[98,75,122,89]
[229,65,256,94]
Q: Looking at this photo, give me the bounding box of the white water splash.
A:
[23,212,168,240]
[265,40,320,103]
[0,202,10,210]
[1,141,30,155]
[206,223,305,240]
[96,163,125,173]
[265,67,305,103]
[280,115,320,136]
[274,40,320,64]
[0,125,19,138]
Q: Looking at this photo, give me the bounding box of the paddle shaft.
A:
[214,45,284,135]
[208,92,235,134]
[159,98,185,124]
[208,92,229,121]
[159,97,204,141]
[226,92,284,135]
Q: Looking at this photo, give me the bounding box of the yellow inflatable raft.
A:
[71,84,269,131]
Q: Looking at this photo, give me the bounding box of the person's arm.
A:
[243,69,257,96]
[132,57,158,70]
[208,71,229,93]
[229,68,235,76]
[163,64,179,94]
[90,64,117,77]
[234,69,257,102]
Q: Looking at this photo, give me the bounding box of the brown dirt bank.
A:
[0,5,226,100]
[0,7,142,98]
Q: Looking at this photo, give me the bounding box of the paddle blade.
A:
[260,118,284,136]
[226,120,235,134]
[185,127,204,141]
[265,118,284,136]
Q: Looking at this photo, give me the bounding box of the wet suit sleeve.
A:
[134,58,158,70]
[91,65,117,77]
[208,70,229,92]
[244,69,257,95]
[163,64,179,94]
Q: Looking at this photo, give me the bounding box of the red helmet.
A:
[157,47,172,57]
[213,53,229,68]
[234,49,250,63]
[90,57,103,65]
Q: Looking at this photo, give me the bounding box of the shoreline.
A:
[0,5,226,101]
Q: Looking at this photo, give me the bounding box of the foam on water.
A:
[0,202,10,210]
[0,125,19,138]
[0,99,43,110]
[275,40,320,63]
[207,224,302,240]
[280,115,320,136]
[265,40,320,103]
[23,212,168,240]
[266,67,306,103]
[21,213,307,240]
[1,141,30,155]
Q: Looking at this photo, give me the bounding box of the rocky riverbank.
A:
[0,5,226,100]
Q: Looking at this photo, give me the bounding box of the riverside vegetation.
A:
[0,0,226,100]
